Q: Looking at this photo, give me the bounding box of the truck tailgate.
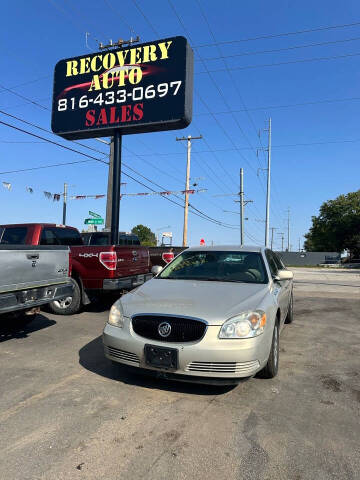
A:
[70,245,149,279]
[0,245,70,293]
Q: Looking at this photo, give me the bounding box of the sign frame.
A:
[51,36,193,140]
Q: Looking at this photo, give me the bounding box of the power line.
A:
[0,159,96,175]
[0,116,240,230]
[0,119,109,164]
[168,0,259,185]
[132,0,160,36]
[103,0,138,37]
[196,51,360,74]
[195,0,282,225]
[194,95,360,115]
[0,83,49,110]
[169,0,286,232]
[197,35,360,61]
[194,20,360,48]
[0,76,51,96]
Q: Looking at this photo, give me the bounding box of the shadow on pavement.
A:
[79,335,237,396]
[0,314,56,343]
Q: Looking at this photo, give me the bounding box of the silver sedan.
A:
[103,246,293,385]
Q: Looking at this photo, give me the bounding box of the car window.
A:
[158,250,268,284]
[265,250,278,276]
[40,228,60,245]
[0,227,28,244]
[53,227,83,245]
[272,252,285,270]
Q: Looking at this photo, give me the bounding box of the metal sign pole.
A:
[111,131,122,245]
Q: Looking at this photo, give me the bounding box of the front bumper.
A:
[103,318,273,383]
[103,273,153,290]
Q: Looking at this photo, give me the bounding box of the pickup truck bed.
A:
[0,245,73,316]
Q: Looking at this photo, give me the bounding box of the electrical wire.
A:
[194,95,360,115]
[103,0,138,37]
[0,117,239,230]
[196,51,360,74]
[132,0,160,37]
[197,35,360,61]
[193,20,360,48]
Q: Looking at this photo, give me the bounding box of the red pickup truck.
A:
[0,223,153,315]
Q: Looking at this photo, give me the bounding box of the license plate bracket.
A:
[144,344,178,370]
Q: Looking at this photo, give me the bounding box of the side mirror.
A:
[274,269,293,281]
[151,265,163,276]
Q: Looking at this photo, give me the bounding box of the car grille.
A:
[131,315,206,342]
[105,346,139,365]
[185,360,260,374]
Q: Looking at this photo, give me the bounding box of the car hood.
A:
[121,278,269,325]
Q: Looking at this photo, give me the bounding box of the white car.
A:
[103,246,293,385]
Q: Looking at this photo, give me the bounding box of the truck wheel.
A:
[258,322,279,379]
[49,278,81,315]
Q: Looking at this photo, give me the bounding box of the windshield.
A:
[158,250,268,284]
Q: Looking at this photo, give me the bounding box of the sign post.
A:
[111,131,122,245]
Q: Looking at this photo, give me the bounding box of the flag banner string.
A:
[1,182,206,200]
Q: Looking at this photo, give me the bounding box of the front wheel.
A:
[48,278,82,315]
[258,323,279,379]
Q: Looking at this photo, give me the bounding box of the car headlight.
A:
[108,299,125,328]
[219,310,266,339]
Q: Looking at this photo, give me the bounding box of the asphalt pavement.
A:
[0,268,359,480]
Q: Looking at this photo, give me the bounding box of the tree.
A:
[131,224,157,246]
[304,190,360,257]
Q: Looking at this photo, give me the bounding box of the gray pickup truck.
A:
[0,245,73,322]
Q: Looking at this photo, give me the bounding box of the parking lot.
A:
[0,267,359,480]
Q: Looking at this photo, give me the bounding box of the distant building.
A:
[276,251,340,267]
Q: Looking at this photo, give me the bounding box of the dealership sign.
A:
[51,36,193,140]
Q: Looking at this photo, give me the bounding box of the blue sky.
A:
[1,0,359,249]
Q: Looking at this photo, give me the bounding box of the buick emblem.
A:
[158,322,171,338]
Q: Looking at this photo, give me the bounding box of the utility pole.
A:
[270,227,277,250]
[176,135,202,246]
[240,168,244,246]
[287,208,291,251]
[237,168,253,245]
[216,169,252,246]
[277,232,284,251]
[62,183,68,225]
[265,118,272,247]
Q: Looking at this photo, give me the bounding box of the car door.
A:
[265,249,288,323]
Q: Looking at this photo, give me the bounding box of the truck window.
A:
[54,227,83,246]
[0,227,28,244]
[89,233,110,246]
[40,228,60,245]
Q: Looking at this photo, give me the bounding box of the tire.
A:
[258,322,279,379]
[48,278,82,315]
[285,292,294,324]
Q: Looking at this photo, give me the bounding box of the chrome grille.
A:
[186,360,260,374]
[106,346,139,365]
